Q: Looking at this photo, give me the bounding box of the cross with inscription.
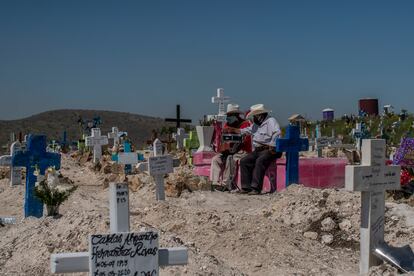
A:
[113,141,139,175]
[165,105,192,128]
[345,139,404,274]
[50,182,188,274]
[86,128,109,163]
[0,141,23,186]
[137,139,180,201]
[276,125,309,186]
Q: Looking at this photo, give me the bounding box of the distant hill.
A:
[0,109,178,154]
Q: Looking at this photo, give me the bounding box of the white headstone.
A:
[173,128,189,150]
[109,183,129,233]
[345,139,401,274]
[117,152,139,166]
[86,128,109,163]
[211,88,230,121]
[0,141,22,186]
[108,127,120,147]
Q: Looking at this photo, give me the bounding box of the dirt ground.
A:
[1,154,414,275]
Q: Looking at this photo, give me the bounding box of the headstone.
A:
[50,182,188,274]
[165,105,192,128]
[276,125,309,186]
[85,128,109,163]
[211,88,230,122]
[108,127,120,147]
[137,139,179,201]
[12,135,61,217]
[0,142,23,186]
[173,128,189,150]
[345,139,401,274]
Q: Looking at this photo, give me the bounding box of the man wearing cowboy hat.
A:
[239,104,282,195]
[210,104,252,191]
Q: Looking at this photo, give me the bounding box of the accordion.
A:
[221,133,243,143]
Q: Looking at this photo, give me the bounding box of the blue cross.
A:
[112,141,134,174]
[12,135,61,218]
[276,125,309,186]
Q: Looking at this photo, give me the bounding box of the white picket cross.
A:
[85,128,108,163]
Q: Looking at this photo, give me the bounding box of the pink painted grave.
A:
[192,151,216,177]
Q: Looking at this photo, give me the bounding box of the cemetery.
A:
[1,94,414,276]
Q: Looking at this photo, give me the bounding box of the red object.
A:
[400,169,411,186]
[359,98,379,116]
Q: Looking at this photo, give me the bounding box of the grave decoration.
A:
[394,137,414,168]
[12,135,61,218]
[345,139,414,273]
[34,167,77,216]
[0,141,23,186]
[137,139,180,200]
[183,130,199,165]
[0,217,16,226]
[173,128,189,150]
[85,128,109,163]
[50,182,188,274]
[165,104,192,128]
[276,124,309,186]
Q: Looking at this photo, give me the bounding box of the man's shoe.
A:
[238,189,251,194]
[248,189,260,195]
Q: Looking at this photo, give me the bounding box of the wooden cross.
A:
[12,135,61,218]
[85,128,108,163]
[0,141,23,186]
[137,139,180,200]
[345,139,401,274]
[50,182,188,274]
[165,105,192,128]
[276,125,309,186]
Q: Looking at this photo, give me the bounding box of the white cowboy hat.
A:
[247,104,271,119]
[226,103,243,115]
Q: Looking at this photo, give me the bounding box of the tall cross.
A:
[0,142,23,186]
[276,125,309,186]
[211,88,230,119]
[107,127,120,147]
[173,128,189,150]
[50,182,188,274]
[12,135,61,217]
[85,128,108,163]
[165,105,192,128]
[345,139,405,274]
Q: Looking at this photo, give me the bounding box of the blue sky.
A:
[0,0,413,123]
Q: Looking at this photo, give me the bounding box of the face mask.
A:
[253,114,267,125]
[226,115,238,125]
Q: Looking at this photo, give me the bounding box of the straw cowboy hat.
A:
[247,104,271,119]
[226,104,243,115]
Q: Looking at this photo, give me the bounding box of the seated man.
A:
[210,104,252,191]
[239,104,282,195]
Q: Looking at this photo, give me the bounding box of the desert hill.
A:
[0,109,178,153]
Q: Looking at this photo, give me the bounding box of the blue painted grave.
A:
[12,135,61,218]
[276,125,309,186]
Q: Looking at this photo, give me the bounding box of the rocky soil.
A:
[1,154,414,275]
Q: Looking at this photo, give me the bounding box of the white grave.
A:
[0,217,16,225]
[86,128,109,163]
[0,141,22,186]
[50,182,188,274]
[173,128,188,150]
[137,139,180,201]
[345,139,401,274]
[108,127,120,147]
[211,88,230,122]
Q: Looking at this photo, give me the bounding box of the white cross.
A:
[211,88,230,118]
[345,139,401,274]
[85,128,108,163]
[50,182,188,274]
[173,128,189,150]
[0,142,22,186]
[107,127,120,147]
[137,139,180,200]
[117,152,139,167]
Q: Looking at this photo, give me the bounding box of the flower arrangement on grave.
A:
[199,116,213,127]
[34,166,77,217]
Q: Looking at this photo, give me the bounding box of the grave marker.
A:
[0,217,16,225]
[211,88,230,122]
[173,128,189,150]
[50,182,188,274]
[276,125,309,186]
[137,139,179,201]
[12,135,61,217]
[165,105,192,128]
[86,128,109,163]
[345,139,402,274]
[108,127,120,147]
[114,141,139,175]
[0,142,23,186]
